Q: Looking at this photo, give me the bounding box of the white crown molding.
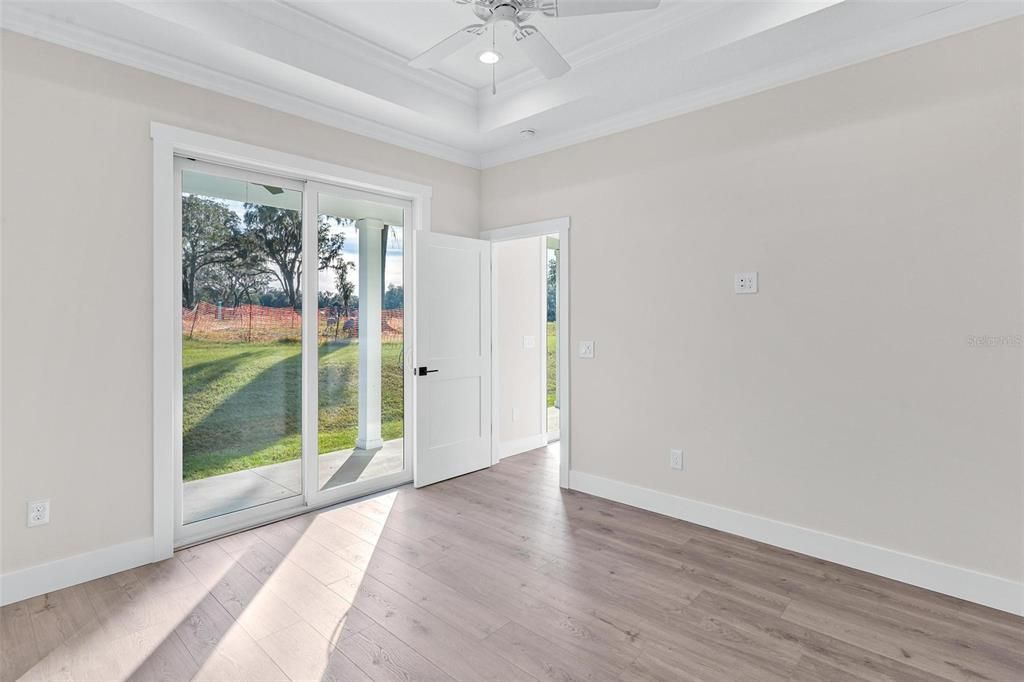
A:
[0,4,484,168]
[569,471,1024,616]
[245,0,479,107]
[479,0,1024,168]
[4,1,1019,172]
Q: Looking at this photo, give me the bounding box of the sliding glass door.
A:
[306,184,409,505]
[175,160,410,545]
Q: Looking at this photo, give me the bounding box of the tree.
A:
[546,251,558,322]
[199,259,272,308]
[336,259,356,316]
[383,284,403,310]
[181,196,239,308]
[238,206,345,309]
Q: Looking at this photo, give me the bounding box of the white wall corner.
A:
[568,470,1024,617]
[0,537,156,606]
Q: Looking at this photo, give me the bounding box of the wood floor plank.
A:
[25,584,98,656]
[621,628,795,682]
[220,535,288,585]
[256,620,370,682]
[1,599,41,682]
[2,444,1020,682]
[347,546,510,640]
[483,620,621,681]
[328,572,535,681]
[420,550,642,671]
[190,626,288,682]
[190,559,303,642]
[260,560,374,645]
[335,622,456,682]
[782,597,1021,681]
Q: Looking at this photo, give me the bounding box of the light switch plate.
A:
[735,272,758,294]
[523,335,536,349]
[578,340,595,359]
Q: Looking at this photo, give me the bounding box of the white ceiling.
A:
[2,1,1019,168]
[286,0,689,89]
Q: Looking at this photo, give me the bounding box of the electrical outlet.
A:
[512,407,520,422]
[27,499,50,527]
[735,272,758,294]
[523,335,536,349]
[578,340,595,359]
[669,449,683,471]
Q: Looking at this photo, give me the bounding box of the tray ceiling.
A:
[2,1,1018,168]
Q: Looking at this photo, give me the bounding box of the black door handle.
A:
[416,366,439,376]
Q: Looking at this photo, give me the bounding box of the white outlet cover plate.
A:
[670,449,683,470]
[27,499,50,527]
[735,272,759,294]
[578,341,595,359]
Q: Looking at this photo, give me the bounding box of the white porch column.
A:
[356,217,384,450]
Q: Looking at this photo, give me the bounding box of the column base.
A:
[355,437,384,451]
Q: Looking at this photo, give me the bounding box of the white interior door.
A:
[414,231,492,487]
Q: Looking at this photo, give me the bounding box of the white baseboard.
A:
[498,433,549,460]
[0,537,155,606]
[569,470,1024,617]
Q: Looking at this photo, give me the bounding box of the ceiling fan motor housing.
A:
[472,1,531,24]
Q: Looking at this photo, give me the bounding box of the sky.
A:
[318,222,404,297]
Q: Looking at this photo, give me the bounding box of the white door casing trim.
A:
[481,217,571,488]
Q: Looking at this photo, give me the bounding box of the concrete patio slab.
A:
[183,438,404,524]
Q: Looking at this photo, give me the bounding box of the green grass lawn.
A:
[547,321,557,407]
[182,338,404,481]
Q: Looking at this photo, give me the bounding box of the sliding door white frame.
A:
[480,217,571,489]
[152,123,430,560]
[172,157,310,548]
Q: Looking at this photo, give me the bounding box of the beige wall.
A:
[2,17,1022,588]
[495,237,546,449]
[0,31,481,573]
[481,19,1024,581]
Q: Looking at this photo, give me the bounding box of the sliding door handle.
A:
[416,366,439,376]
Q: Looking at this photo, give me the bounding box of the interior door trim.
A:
[479,217,571,489]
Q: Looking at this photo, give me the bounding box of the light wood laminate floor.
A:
[2,445,1022,681]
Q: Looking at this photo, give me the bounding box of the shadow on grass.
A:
[184,343,362,480]
[184,347,303,479]
[183,350,261,399]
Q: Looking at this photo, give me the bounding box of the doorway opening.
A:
[545,235,560,442]
[483,218,570,488]
[168,153,418,549]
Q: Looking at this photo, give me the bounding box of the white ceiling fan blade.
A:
[545,0,660,17]
[409,25,485,69]
[516,27,571,79]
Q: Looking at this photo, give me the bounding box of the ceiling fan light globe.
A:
[478,49,503,64]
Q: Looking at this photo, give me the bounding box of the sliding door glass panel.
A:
[316,191,405,492]
[181,168,304,524]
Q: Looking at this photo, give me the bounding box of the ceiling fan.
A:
[409,0,661,80]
